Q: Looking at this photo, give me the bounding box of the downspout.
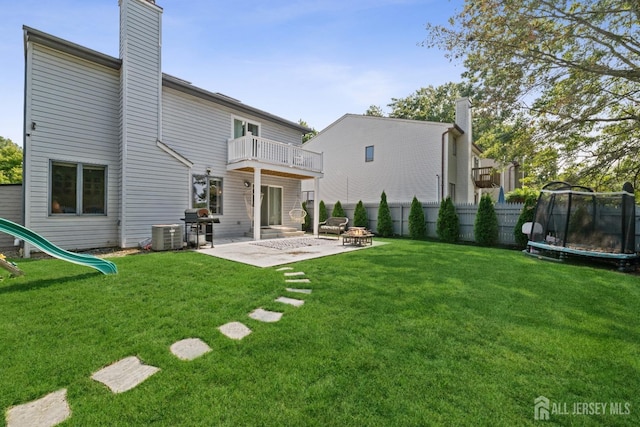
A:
[441,128,454,202]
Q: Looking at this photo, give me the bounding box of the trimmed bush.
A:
[513,196,537,248]
[318,200,328,223]
[474,194,499,246]
[332,200,346,217]
[377,191,393,237]
[408,196,426,239]
[301,201,311,232]
[353,200,368,228]
[436,197,459,243]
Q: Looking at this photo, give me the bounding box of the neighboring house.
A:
[302,98,517,206]
[22,0,322,255]
[302,99,472,204]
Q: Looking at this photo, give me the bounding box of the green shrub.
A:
[377,191,393,237]
[474,194,499,246]
[408,196,426,239]
[436,197,459,243]
[513,197,537,248]
[301,201,311,232]
[332,200,346,217]
[318,200,328,223]
[353,200,368,228]
[506,187,539,204]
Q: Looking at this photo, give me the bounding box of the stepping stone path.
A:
[275,296,305,307]
[170,338,212,361]
[286,288,312,294]
[4,265,314,426]
[91,356,160,394]
[249,308,283,323]
[218,321,252,340]
[6,389,70,427]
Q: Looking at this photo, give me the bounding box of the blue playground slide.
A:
[0,217,117,275]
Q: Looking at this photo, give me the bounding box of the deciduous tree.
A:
[0,136,23,184]
[425,0,640,189]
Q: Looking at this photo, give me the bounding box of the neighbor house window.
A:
[365,145,374,162]
[451,140,457,156]
[449,183,456,201]
[192,175,223,214]
[51,161,106,215]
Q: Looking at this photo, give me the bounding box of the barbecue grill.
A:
[181,208,219,248]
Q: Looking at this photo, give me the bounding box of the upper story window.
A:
[365,145,374,162]
[233,118,260,138]
[51,161,106,215]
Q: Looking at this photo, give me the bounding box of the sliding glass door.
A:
[260,185,282,227]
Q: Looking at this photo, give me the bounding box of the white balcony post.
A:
[313,177,320,237]
[253,168,262,240]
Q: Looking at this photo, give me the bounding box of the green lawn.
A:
[0,240,638,426]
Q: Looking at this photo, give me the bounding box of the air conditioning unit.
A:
[151,224,182,251]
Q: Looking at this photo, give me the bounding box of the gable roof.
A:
[23,26,311,135]
[312,113,464,140]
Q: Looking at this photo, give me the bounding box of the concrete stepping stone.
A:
[6,389,70,427]
[91,356,160,393]
[286,288,312,294]
[218,321,252,340]
[276,267,293,271]
[249,308,283,323]
[275,296,305,307]
[170,338,212,361]
[284,271,305,277]
[285,278,310,283]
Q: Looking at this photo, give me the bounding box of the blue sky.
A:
[1,0,464,146]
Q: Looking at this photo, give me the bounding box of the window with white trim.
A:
[192,175,223,214]
[233,118,260,138]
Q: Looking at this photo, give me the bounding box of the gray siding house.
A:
[22,0,322,255]
[302,99,482,205]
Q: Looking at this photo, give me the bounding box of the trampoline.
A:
[524,181,639,271]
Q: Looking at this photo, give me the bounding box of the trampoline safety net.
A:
[529,181,636,255]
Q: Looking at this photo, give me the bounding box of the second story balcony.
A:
[227,134,323,179]
[472,166,501,188]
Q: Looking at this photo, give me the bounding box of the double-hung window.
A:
[50,161,106,215]
[192,175,223,214]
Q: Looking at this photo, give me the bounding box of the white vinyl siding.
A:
[303,115,450,204]
[119,0,187,247]
[25,44,120,250]
[162,87,304,237]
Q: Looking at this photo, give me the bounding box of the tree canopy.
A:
[388,82,473,123]
[0,136,23,184]
[425,0,640,190]
[299,119,318,143]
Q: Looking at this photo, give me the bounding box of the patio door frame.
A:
[260,185,283,227]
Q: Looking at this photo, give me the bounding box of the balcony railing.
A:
[472,166,500,188]
[228,134,323,173]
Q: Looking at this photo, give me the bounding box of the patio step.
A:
[259,227,304,239]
